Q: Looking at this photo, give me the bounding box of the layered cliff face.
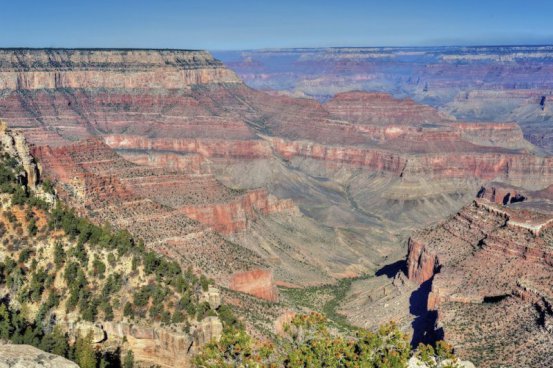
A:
[216,46,553,153]
[0,49,241,90]
[1,48,553,312]
[443,89,553,151]
[405,191,553,367]
[0,125,234,368]
[30,139,274,284]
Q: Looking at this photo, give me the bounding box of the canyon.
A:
[0,48,553,366]
[216,46,553,366]
[216,46,553,152]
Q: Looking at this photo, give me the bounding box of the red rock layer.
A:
[31,140,270,288]
[267,137,406,172]
[229,269,279,302]
[105,133,553,189]
[104,135,272,159]
[406,238,439,284]
[477,183,526,205]
[180,189,297,234]
[118,151,212,175]
[323,91,447,124]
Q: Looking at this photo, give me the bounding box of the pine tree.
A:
[50,327,69,356]
[54,242,66,269]
[75,331,97,368]
[0,303,12,339]
[123,350,134,368]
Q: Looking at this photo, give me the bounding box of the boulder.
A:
[0,344,78,368]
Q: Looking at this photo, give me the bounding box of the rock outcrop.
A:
[0,344,78,368]
[230,269,279,302]
[199,286,222,310]
[406,238,439,285]
[180,189,298,234]
[405,192,553,367]
[101,319,223,367]
[0,121,39,188]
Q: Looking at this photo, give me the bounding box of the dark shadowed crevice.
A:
[483,294,510,304]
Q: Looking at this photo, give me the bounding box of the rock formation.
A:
[405,189,553,367]
[0,49,240,90]
[216,46,553,152]
[0,344,78,368]
[230,269,279,302]
[0,120,39,188]
[101,319,223,367]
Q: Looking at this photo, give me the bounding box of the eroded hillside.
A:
[0,124,229,367]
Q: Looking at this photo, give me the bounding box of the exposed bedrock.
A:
[0,344,78,368]
[406,238,439,285]
[477,183,527,205]
[0,120,40,188]
[3,48,553,312]
[404,195,553,367]
[0,49,241,89]
[229,269,279,302]
[104,135,272,159]
[217,46,553,152]
[323,91,450,124]
[104,134,553,190]
[60,315,223,368]
[118,150,213,174]
[30,140,273,289]
[180,189,298,234]
[29,138,368,300]
[443,89,553,151]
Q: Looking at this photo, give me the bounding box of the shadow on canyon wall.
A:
[409,278,444,347]
[375,261,443,347]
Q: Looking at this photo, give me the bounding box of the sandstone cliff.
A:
[0,49,240,90]
[0,121,39,188]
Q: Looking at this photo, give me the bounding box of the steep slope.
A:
[404,187,553,367]
[0,125,229,367]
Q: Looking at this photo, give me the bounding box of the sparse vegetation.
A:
[195,312,459,367]
[0,146,229,367]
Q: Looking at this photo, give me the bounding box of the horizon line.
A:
[1,44,553,53]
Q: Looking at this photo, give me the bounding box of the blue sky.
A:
[1,0,552,50]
